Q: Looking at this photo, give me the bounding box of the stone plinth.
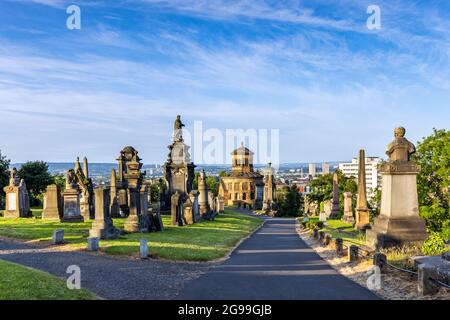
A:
[366,163,428,249]
[42,184,63,220]
[342,192,354,223]
[89,187,119,239]
[124,190,142,232]
[3,180,31,219]
[61,188,84,223]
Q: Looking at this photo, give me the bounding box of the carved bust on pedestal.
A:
[366,126,427,249]
[386,127,416,163]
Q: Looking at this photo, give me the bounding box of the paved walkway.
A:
[178,217,380,300]
[0,239,207,300]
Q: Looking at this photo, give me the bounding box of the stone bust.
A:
[386,127,416,162]
[9,167,19,186]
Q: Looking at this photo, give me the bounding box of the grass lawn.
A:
[0,259,96,300]
[307,216,366,247]
[0,209,263,262]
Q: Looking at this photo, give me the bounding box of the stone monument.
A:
[109,169,120,218]
[366,127,428,249]
[262,162,277,214]
[355,149,370,230]
[89,187,119,239]
[74,157,94,220]
[198,170,213,219]
[42,184,63,220]
[61,169,84,223]
[162,115,196,212]
[330,171,340,218]
[171,191,183,226]
[3,168,31,218]
[342,192,354,223]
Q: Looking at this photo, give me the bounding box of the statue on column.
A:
[173,115,185,142]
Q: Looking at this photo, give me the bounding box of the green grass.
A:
[307,216,366,247]
[0,209,263,262]
[0,259,96,300]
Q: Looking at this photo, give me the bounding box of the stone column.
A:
[109,169,120,218]
[90,187,118,239]
[42,184,63,220]
[124,188,141,232]
[342,192,354,223]
[355,149,370,230]
[330,171,340,218]
[198,170,210,217]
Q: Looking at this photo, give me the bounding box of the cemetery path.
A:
[178,216,381,300]
[0,239,208,300]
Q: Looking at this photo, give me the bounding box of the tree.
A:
[52,174,66,192]
[413,128,450,236]
[307,170,357,215]
[18,161,54,206]
[276,185,303,217]
[0,150,11,208]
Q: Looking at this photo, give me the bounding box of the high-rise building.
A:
[308,163,316,177]
[322,163,330,175]
[338,157,382,199]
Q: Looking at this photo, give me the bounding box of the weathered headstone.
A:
[355,149,370,230]
[89,187,119,239]
[2,168,31,218]
[171,191,183,226]
[42,184,63,220]
[109,169,120,218]
[366,127,428,249]
[140,239,148,259]
[61,169,84,223]
[342,192,355,223]
[52,230,64,245]
[87,237,99,251]
[319,211,327,222]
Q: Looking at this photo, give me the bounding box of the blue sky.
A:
[0,0,449,164]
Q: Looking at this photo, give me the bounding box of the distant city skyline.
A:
[0,1,449,163]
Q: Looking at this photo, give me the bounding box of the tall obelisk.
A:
[355,149,370,230]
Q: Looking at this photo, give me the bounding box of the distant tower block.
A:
[355,149,370,230]
[309,163,316,177]
[322,163,330,175]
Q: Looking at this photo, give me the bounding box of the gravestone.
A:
[42,184,63,220]
[61,169,84,223]
[189,191,201,222]
[140,239,149,259]
[52,230,64,245]
[3,168,31,218]
[171,191,183,226]
[319,211,327,222]
[89,187,119,239]
[366,127,428,249]
[87,237,99,251]
[342,192,354,223]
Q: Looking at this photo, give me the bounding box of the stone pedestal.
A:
[89,187,119,239]
[342,192,354,223]
[124,190,142,232]
[3,180,31,219]
[42,184,63,220]
[61,189,84,223]
[366,163,428,249]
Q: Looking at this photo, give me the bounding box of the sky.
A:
[0,0,449,165]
